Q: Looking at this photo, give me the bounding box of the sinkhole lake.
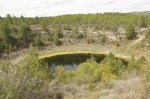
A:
[42,52,128,71]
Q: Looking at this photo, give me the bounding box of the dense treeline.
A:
[0,13,150,55]
[1,13,149,27]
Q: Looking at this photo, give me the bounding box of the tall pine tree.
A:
[125,24,136,40]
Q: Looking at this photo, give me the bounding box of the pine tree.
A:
[6,14,13,24]
[125,24,136,40]
[145,27,150,42]
[18,23,30,43]
[0,16,2,20]
[56,28,63,38]
[0,22,11,45]
[35,16,39,24]
[20,15,25,23]
[137,15,147,28]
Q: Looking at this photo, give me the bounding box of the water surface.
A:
[43,53,106,71]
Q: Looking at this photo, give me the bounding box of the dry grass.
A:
[98,72,149,99]
[47,72,150,99]
[38,44,131,62]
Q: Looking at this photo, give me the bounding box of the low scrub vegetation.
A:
[0,48,149,98]
[0,47,50,99]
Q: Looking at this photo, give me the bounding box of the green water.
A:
[43,53,128,71]
[43,53,106,71]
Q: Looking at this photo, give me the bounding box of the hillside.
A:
[0,12,150,99]
[130,11,150,15]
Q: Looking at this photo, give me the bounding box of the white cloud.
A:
[0,0,150,17]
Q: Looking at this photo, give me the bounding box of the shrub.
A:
[99,36,106,44]
[49,91,64,99]
[63,24,71,30]
[125,24,136,40]
[53,35,61,45]
[0,47,50,99]
[127,55,146,73]
[114,41,120,47]
[35,38,44,47]
[54,53,126,85]
[145,27,150,43]
[86,37,94,44]
[53,66,65,83]
[76,33,84,39]
[74,62,96,84]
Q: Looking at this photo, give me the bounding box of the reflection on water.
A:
[44,53,106,71]
[50,63,78,71]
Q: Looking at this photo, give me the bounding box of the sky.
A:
[0,0,150,17]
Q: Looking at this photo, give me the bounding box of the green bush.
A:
[74,62,96,84]
[35,38,44,47]
[125,24,136,40]
[53,53,126,85]
[99,36,106,44]
[145,27,150,43]
[53,35,61,45]
[53,66,65,83]
[0,47,50,99]
[63,24,71,30]
[76,33,84,39]
[86,37,94,44]
[127,55,146,73]
[114,41,120,47]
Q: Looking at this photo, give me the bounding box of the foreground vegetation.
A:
[0,46,150,99]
